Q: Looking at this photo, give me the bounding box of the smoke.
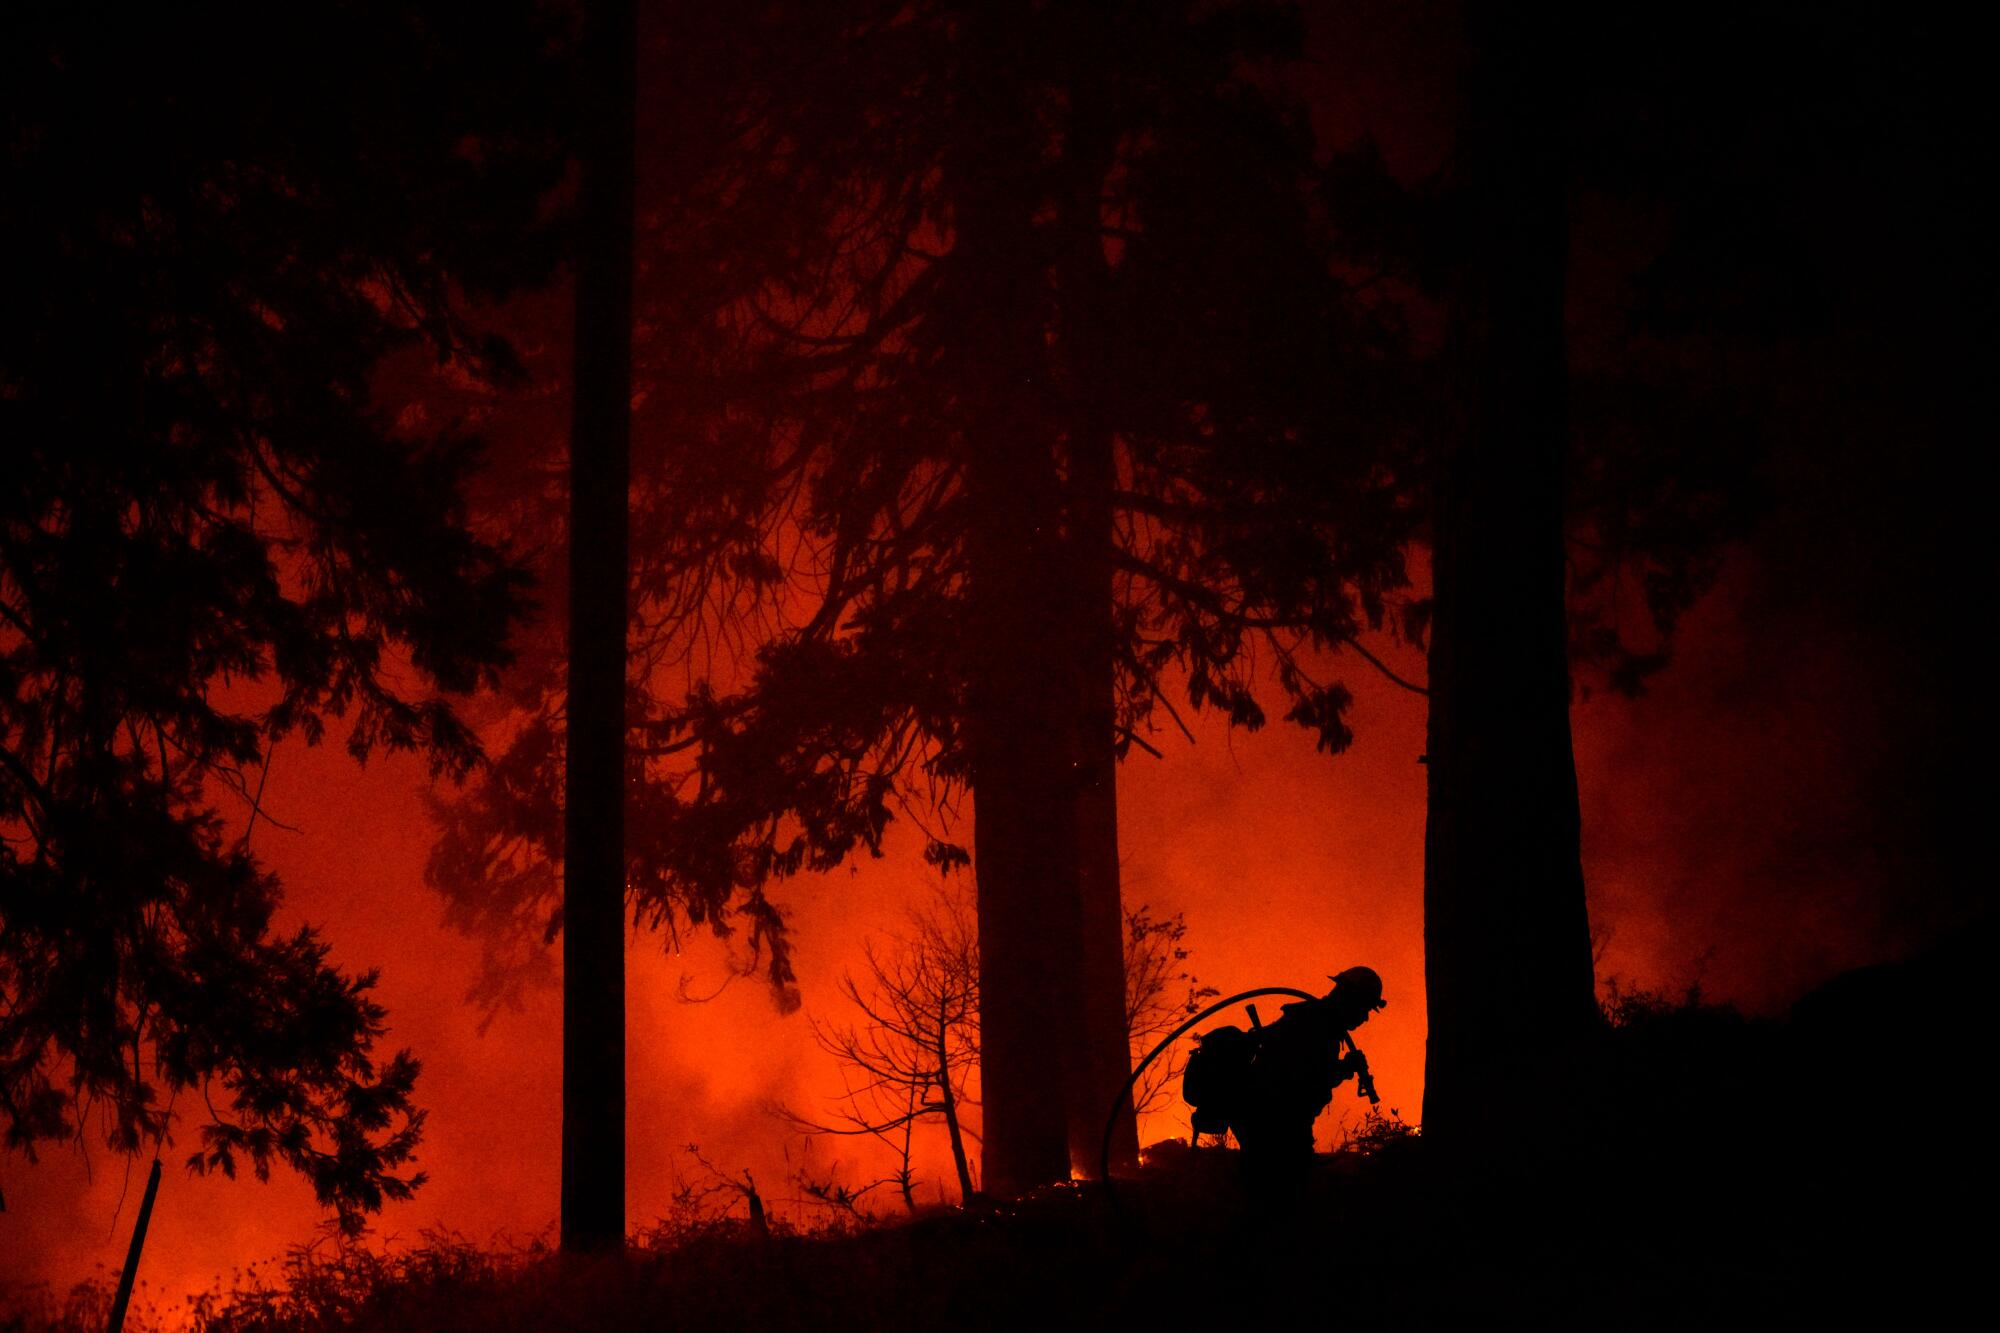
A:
[5,500,1963,1310]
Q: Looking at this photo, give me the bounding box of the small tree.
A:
[1123,908,1219,1122]
[783,887,981,1207]
[786,886,1212,1201]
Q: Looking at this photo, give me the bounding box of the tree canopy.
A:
[431,0,1421,980]
[1,1,564,1229]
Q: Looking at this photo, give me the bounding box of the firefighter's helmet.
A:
[1328,966,1386,1012]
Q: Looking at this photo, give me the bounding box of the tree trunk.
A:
[954,4,1090,1197]
[896,1100,919,1213]
[560,0,635,1255]
[964,430,1088,1196]
[936,1005,977,1204]
[1071,425,1137,1174]
[1059,21,1139,1177]
[1421,3,1598,1150]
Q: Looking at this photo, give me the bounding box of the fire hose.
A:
[1097,986,1337,1206]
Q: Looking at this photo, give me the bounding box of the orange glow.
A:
[0,553,1903,1318]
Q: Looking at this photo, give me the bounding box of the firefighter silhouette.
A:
[1183,966,1386,1202]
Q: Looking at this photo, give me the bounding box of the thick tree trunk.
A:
[954,5,1090,1197]
[965,459,1088,1195]
[965,423,1089,1194]
[561,0,635,1254]
[1421,3,1597,1149]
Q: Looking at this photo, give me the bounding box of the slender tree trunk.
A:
[896,1102,919,1213]
[1422,2,1597,1149]
[1071,427,1137,1174]
[954,2,1090,1196]
[561,0,635,1254]
[936,1003,976,1203]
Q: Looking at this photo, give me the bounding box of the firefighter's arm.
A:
[1342,1039,1381,1105]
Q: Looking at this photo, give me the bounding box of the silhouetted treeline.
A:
[1,2,567,1225]
[6,0,1983,1252]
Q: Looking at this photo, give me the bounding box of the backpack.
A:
[1182,1023,1261,1134]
